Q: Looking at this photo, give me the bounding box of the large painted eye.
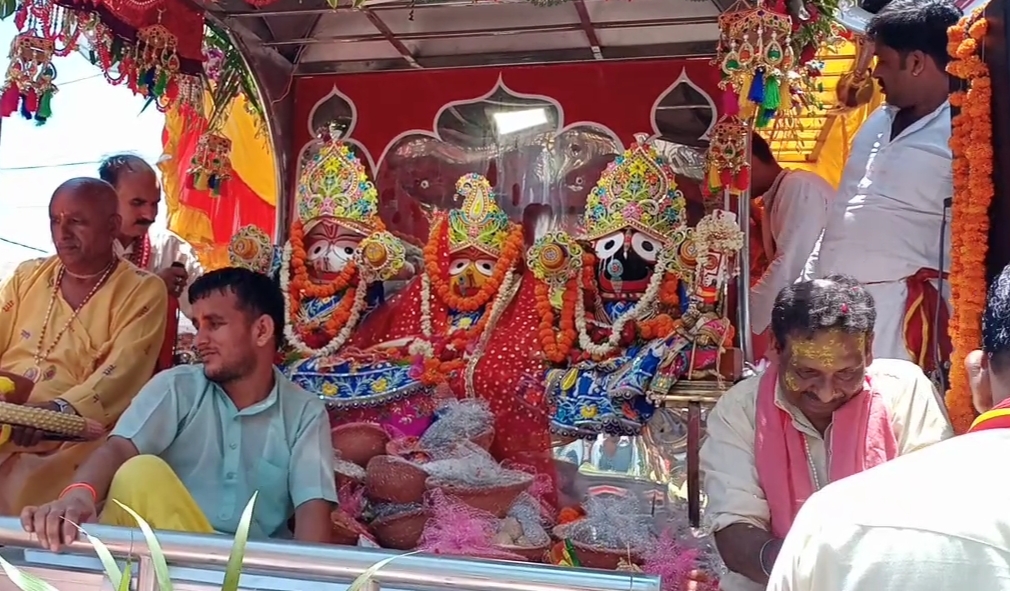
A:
[333,238,360,262]
[594,232,624,260]
[307,241,328,261]
[475,258,496,277]
[631,232,659,263]
[449,258,471,276]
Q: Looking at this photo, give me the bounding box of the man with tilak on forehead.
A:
[700,274,953,591]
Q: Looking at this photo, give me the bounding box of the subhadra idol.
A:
[527,136,741,438]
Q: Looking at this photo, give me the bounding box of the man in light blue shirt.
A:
[21,267,337,551]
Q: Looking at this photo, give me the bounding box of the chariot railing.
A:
[0,518,661,591]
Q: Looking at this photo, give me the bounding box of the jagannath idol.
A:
[526,135,742,438]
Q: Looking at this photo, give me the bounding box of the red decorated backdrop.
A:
[292,58,720,244]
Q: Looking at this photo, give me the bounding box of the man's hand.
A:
[21,489,98,552]
[158,266,189,298]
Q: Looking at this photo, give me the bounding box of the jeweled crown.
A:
[581,135,686,245]
[447,173,513,258]
[296,140,381,235]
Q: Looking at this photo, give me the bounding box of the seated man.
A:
[700,274,953,591]
[767,265,1010,590]
[21,267,336,550]
[0,178,168,515]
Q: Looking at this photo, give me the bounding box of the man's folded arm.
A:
[60,275,168,424]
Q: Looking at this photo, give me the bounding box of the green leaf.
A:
[0,0,15,21]
[117,559,133,591]
[221,492,257,591]
[347,552,419,591]
[0,555,61,591]
[71,523,123,590]
[113,500,173,591]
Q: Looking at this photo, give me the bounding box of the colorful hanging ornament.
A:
[128,23,182,110]
[187,132,232,196]
[703,116,751,196]
[714,0,796,127]
[0,33,58,125]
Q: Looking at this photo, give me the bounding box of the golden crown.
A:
[581,135,686,245]
[296,141,381,235]
[447,173,514,258]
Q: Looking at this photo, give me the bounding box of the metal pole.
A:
[736,132,754,366]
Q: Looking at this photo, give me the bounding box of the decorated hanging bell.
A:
[703,116,750,196]
[187,132,233,196]
[0,33,59,125]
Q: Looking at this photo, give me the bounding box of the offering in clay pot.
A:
[420,399,496,452]
[332,422,390,467]
[365,455,429,504]
[334,455,366,490]
[370,504,430,550]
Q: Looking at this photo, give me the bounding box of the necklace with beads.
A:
[123,235,152,270]
[24,261,117,383]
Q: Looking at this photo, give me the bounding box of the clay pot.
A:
[495,542,549,562]
[385,437,433,462]
[470,428,495,451]
[366,455,429,504]
[330,510,367,546]
[332,422,390,467]
[371,509,430,550]
[427,475,533,518]
[551,524,641,570]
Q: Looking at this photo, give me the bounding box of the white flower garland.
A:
[574,250,670,358]
[280,242,369,357]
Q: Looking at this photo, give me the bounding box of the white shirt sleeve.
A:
[749,172,833,334]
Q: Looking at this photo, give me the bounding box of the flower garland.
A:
[280,240,369,357]
[945,8,993,433]
[422,215,525,313]
[533,251,685,363]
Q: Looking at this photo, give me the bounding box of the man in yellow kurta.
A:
[0,177,167,515]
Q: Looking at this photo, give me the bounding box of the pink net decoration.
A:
[417,489,525,561]
[339,482,366,520]
[642,529,702,591]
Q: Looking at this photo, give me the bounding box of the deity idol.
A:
[229,137,433,433]
[527,136,739,438]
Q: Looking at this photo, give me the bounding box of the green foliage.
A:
[0,494,257,591]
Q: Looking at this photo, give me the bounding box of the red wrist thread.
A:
[59,482,97,503]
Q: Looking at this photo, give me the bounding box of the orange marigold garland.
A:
[945,8,992,433]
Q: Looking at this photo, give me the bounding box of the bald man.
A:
[0,177,168,515]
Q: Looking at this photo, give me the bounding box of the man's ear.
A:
[909,50,928,76]
[967,349,994,413]
[864,333,875,367]
[254,315,275,348]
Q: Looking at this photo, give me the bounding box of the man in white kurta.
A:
[766,429,1010,591]
[99,154,203,320]
[702,359,953,591]
[748,133,835,342]
[814,0,958,372]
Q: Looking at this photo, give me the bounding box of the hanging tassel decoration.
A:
[35,88,53,125]
[756,75,781,128]
[187,132,233,197]
[1,34,59,124]
[0,84,19,117]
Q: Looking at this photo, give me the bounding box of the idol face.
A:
[592,229,662,297]
[778,329,874,424]
[304,217,364,281]
[448,246,496,298]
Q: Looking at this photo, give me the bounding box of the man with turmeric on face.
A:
[700,275,952,591]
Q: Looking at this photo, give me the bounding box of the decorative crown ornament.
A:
[297,139,382,236]
[446,173,513,257]
[229,225,275,274]
[581,134,687,246]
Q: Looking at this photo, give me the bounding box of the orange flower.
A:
[945,8,992,433]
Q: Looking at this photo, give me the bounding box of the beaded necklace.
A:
[24,261,117,383]
[124,234,152,270]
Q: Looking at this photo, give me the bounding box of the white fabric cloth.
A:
[701,359,953,591]
[750,170,835,334]
[115,226,203,320]
[767,429,1010,591]
[815,103,952,361]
